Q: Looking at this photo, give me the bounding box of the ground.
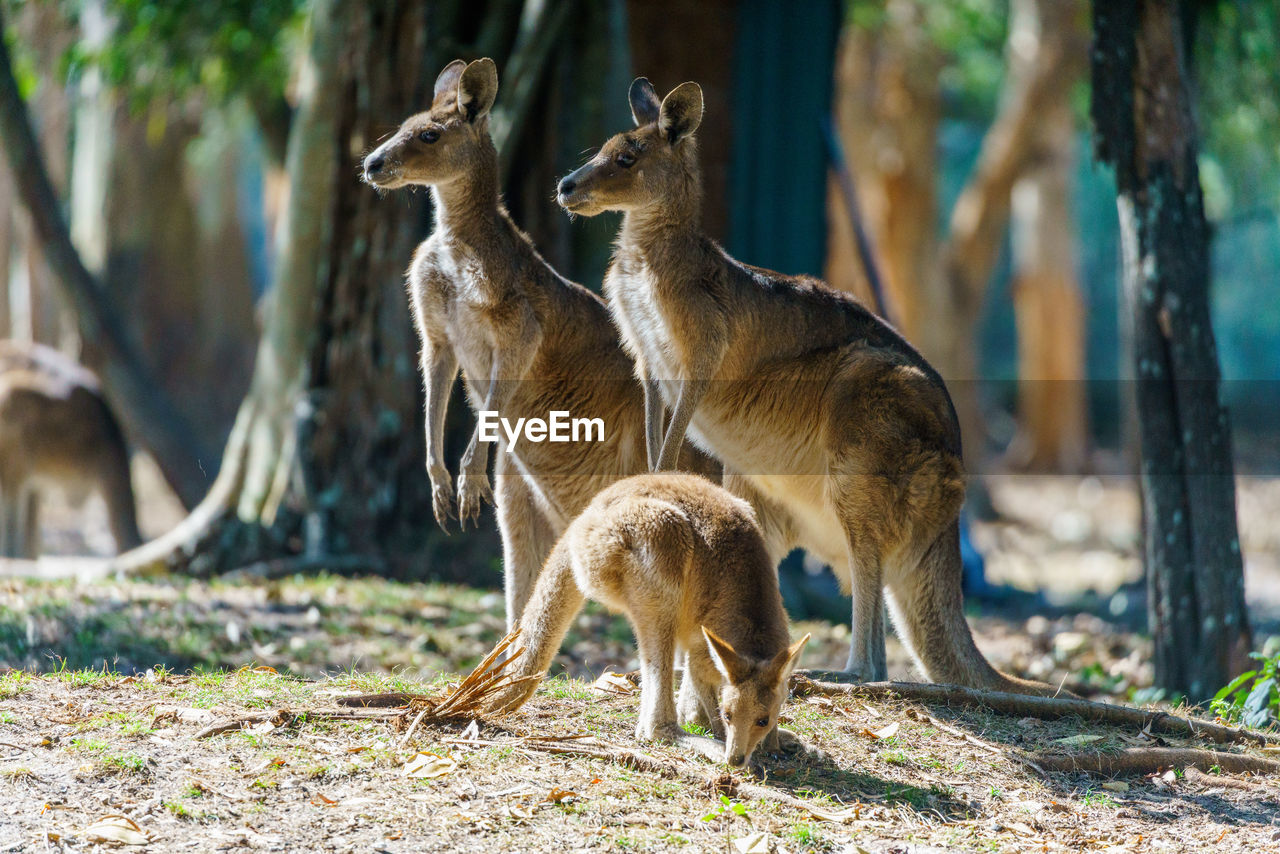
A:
[0,475,1278,851]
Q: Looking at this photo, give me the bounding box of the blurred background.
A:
[0,0,1277,706]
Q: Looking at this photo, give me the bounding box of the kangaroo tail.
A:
[488,538,586,713]
[888,521,1068,698]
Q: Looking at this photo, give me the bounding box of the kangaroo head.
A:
[556,78,703,216]
[702,627,809,769]
[362,58,498,189]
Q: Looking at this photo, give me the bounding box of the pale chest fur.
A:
[604,259,683,384]
[410,233,523,388]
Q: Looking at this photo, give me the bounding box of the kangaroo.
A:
[0,341,142,558]
[556,79,1057,696]
[363,60,714,627]
[488,472,809,768]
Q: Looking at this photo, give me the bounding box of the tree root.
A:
[792,676,1277,747]
[1031,747,1280,777]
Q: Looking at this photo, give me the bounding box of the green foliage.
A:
[700,794,748,823]
[1211,649,1280,730]
[72,0,305,108]
[1195,1,1280,213]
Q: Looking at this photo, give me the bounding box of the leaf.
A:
[310,792,338,806]
[590,671,637,696]
[862,721,900,740]
[1053,734,1105,747]
[732,831,772,853]
[403,752,457,779]
[543,788,577,804]
[82,815,149,846]
[799,802,860,823]
[1242,677,1276,729]
[1213,670,1257,702]
[1101,781,1130,793]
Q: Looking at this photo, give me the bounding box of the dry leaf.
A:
[1004,820,1037,836]
[590,671,637,696]
[799,801,860,823]
[732,831,772,853]
[544,788,578,804]
[1053,734,1104,747]
[1101,781,1130,793]
[82,815,149,846]
[404,752,457,779]
[862,721,899,740]
[503,803,533,822]
[311,792,338,806]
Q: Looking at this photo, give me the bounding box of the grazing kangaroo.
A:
[363,59,713,627]
[0,341,142,557]
[488,473,809,768]
[556,79,1056,695]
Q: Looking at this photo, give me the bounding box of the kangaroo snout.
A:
[727,751,747,768]
[557,175,576,197]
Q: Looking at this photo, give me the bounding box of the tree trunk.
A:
[825,9,943,352]
[938,0,1086,468]
[1092,0,1250,699]
[0,4,214,507]
[1004,0,1088,473]
[116,0,494,578]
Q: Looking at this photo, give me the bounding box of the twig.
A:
[1032,747,1280,777]
[792,676,1277,747]
[336,692,419,708]
[1183,765,1260,790]
[398,707,431,749]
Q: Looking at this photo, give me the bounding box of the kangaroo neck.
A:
[430,144,505,248]
[619,203,703,274]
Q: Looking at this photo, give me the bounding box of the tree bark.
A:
[1091,0,1250,699]
[0,4,213,507]
[1004,0,1088,473]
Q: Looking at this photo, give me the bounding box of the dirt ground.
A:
[1,473,1279,851]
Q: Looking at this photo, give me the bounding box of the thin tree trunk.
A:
[0,4,213,507]
[826,10,942,351]
[1005,0,1088,473]
[1092,0,1250,699]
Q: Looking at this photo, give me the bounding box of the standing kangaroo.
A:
[0,341,142,558]
[363,60,713,626]
[488,473,809,769]
[556,78,1054,695]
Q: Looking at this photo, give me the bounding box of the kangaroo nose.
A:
[728,753,746,768]
[366,155,385,175]
[558,176,576,196]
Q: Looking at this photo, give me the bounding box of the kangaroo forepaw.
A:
[430,471,456,531]
[456,471,493,529]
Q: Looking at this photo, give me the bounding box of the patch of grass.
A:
[102,751,149,774]
[680,721,711,737]
[0,672,30,699]
[1081,788,1120,809]
[0,710,16,725]
[542,676,592,702]
[69,736,110,753]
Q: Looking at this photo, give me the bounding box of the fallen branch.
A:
[1032,747,1280,777]
[1183,765,1260,790]
[904,708,1048,778]
[792,676,1277,748]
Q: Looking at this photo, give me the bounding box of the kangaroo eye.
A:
[723,711,732,723]
[616,152,636,168]
[755,717,769,728]
[418,129,440,144]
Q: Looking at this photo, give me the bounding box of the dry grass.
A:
[1,666,1277,852]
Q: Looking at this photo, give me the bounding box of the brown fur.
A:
[0,341,141,557]
[488,473,808,767]
[556,79,1058,696]
[364,60,714,628]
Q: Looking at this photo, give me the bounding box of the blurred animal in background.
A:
[487,473,808,769]
[0,341,142,558]
[363,59,715,629]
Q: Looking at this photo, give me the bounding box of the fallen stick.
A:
[1032,747,1280,777]
[792,676,1276,748]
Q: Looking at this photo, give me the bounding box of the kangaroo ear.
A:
[458,58,499,122]
[764,633,810,686]
[658,81,703,145]
[703,626,751,684]
[629,77,661,127]
[433,59,467,102]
